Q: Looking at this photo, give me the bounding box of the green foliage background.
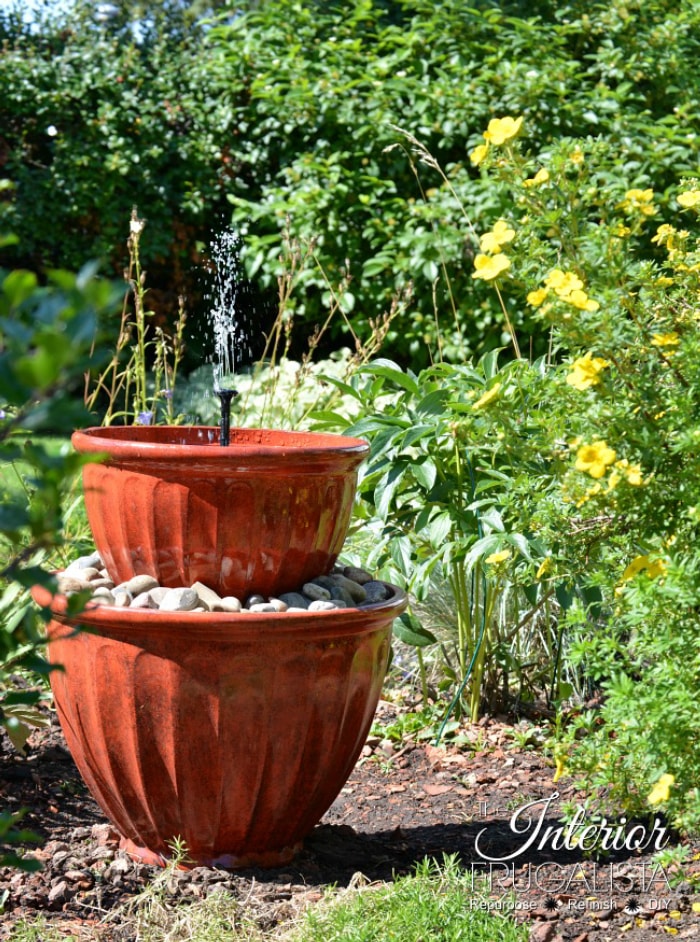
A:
[2,0,700,362]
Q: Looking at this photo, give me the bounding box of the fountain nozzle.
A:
[216,388,238,447]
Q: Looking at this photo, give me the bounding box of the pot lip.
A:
[32,580,407,640]
[71,426,370,461]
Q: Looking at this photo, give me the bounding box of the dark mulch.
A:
[1,700,699,942]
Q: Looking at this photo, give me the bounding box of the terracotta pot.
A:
[71,426,369,600]
[34,582,406,868]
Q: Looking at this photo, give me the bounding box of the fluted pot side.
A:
[41,587,405,866]
[72,426,369,599]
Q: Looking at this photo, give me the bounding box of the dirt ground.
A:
[1,700,699,942]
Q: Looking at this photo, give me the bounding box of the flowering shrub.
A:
[323,113,700,830]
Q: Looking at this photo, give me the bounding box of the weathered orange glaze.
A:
[72,426,369,599]
[35,582,406,868]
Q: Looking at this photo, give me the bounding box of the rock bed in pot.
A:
[57,552,393,613]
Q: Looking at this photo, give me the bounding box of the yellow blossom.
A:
[652,223,678,251]
[575,441,617,479]
[472,382,502,410]
[570,148,584,165]
[620,187,657,216]
[615,459,643,486]
[678,190,700,208]
[566,352,610,390]
[622,555,667,581]
[647,773,674,806]
[651,332,680,347]
[479,220,516,254]
[485,549,512,565]
[523,167,550,188]
[567,289,600,312]
[575,482,602,507]
[552,755,567,783]
[472,253,511,281]
[545,269,583,294]
[470,142,489,166]
[483,115,523,146]
[527,287,549,307]
[536,557,553,579]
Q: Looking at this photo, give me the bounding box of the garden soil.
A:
[1,699,699,942]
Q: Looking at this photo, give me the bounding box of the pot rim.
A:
[72,426,369,461]
[32,580,407,641]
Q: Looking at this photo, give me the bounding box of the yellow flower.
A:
[566,289,600,312]
[552,755,567,783]
[566,352,610,391]
[483,115,523,146]
[472,253,511,281]
[575,441,617,479]
[545,269,583,294]
[479,220,516,254]
[472,382,502,410]
[615,459,643,486]
[485,549,512,565]
[523,167,550,188]
[678,190,700,208]
[651,332,680,347]
[570,148,584,165]
[536,557,553,579]
[527,287,549,307]
[647,773,674,806]
[470,142,490,166]
[621,187,657,216]
[622,555,667,581]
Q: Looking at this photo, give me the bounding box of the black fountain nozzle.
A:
[216,387,238,447]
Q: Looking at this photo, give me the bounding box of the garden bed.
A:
[2,701,698,941]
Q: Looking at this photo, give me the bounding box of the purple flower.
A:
[136,411,153,426]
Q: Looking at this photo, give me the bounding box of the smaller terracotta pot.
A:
[72,426,369,599]
[34,581,406,868]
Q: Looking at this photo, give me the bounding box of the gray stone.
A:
[267,598,289,612]
[149,586,170,605]
[113,590,132,608]
[308,599,342,611]
[191,581,223,610]
[217,596,242,613]
[123,574,160,595]
[329,573,367,602]
[278,592,310,609]
[342,565,374,585]
[248,602,282,613]
[57,575,90,594]
[159,587,200,612]
[245,594,266,608]
[77,567,101,581]
[64,551,103,573]
[302,582,332,601]
[91,588,115,606]
[329,586,356,606]
[362,580,390,603]
[131,591,157,610]
[88,578,115,590]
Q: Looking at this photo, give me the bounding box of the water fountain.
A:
[32,233,406,868]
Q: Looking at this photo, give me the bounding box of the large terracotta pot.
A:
[34,582,406,868]
[72,426,369,600]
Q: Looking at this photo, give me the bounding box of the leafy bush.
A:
[312,109,700,830]
[3,0,700,366]
[0,249,117,865]
[210,0,700,362]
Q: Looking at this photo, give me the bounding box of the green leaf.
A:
[363,359,419,394]
[412,458,437,491]
[393,612,437,648]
